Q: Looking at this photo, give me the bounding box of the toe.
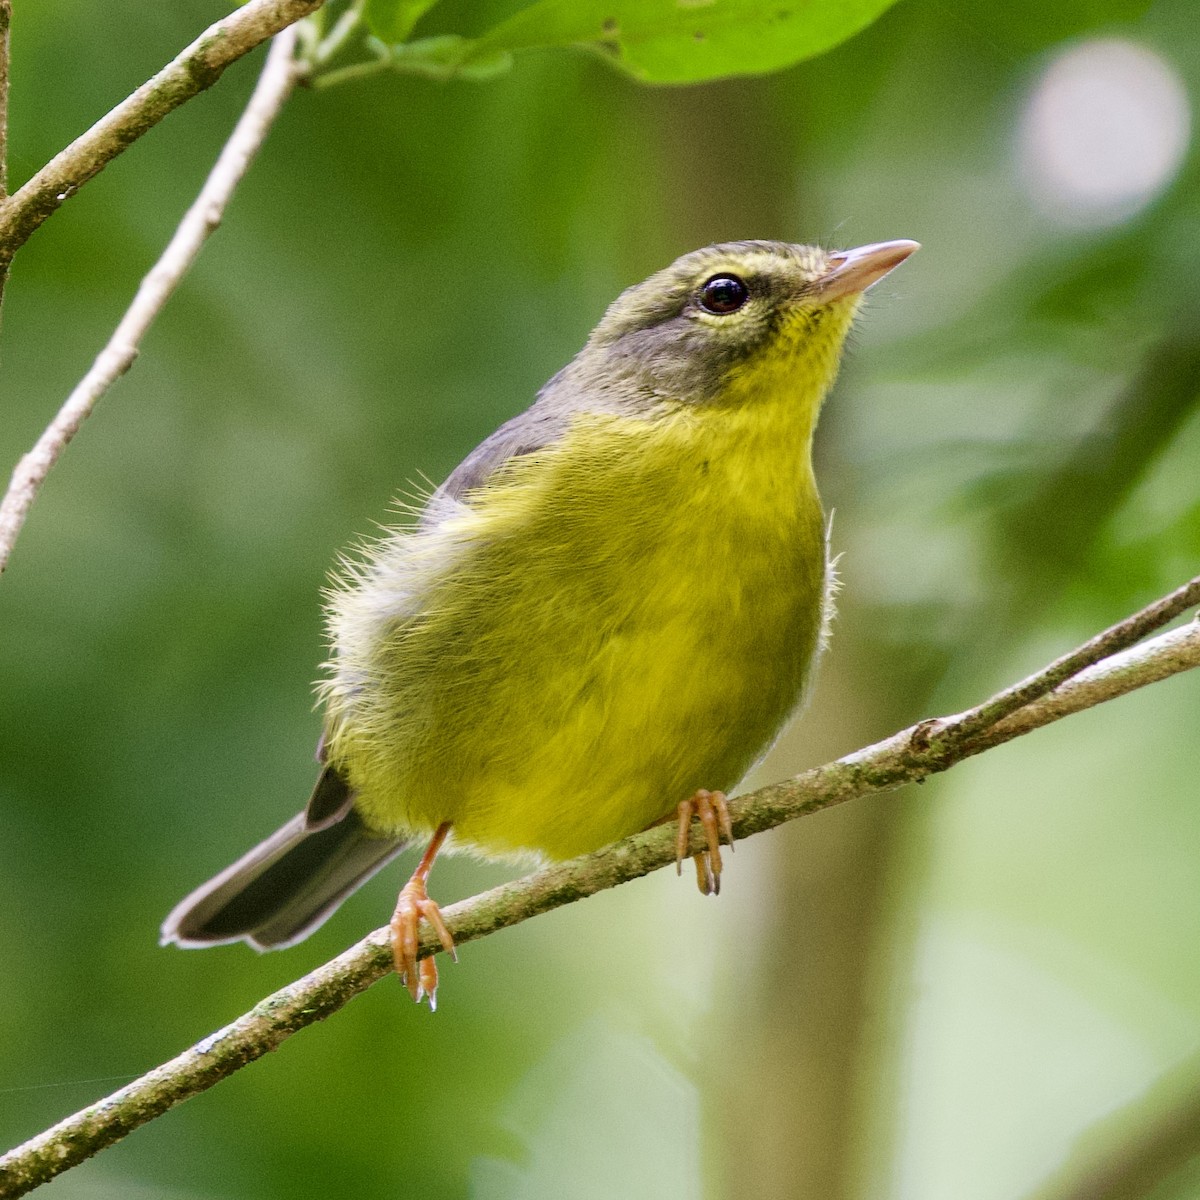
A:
[675,799,691,875]
[390,906,421,1002]
[419,898,458,961]
[695,790,724,879]
[713,790,734,850]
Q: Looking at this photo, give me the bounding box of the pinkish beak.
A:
[816,239,919,301]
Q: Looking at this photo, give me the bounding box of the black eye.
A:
[698,274,749,315]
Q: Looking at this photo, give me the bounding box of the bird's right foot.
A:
[674,789,735,895]
[391,876,456,1008]
[390,822,456,1008]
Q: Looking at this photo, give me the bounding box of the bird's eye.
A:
[698,274,750,315]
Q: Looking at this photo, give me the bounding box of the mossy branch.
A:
[1,576,1197,1197]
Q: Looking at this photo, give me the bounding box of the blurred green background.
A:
[3,0,1200,1197]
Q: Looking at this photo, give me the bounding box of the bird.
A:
[161,237,918,1007]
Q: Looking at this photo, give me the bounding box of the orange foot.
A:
[675,789,735,895]
[390,876,456,1009]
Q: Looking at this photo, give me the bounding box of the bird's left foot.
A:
[675,789,734,895]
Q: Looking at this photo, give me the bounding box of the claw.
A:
[418,955,439,1010]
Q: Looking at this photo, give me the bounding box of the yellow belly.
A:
[324,401,828,860]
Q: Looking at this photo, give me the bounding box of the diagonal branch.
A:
[0,0,320,269]
[1,582,1197,1197]
[920,572,1200,750]
[0,27,306,574]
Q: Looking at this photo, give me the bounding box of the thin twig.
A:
[920,573,1200,752]
[0,29,305,575]
[310,54,392,89]
[0,0,320,268]
[311,0,366,67]
[1,595,1197,1197]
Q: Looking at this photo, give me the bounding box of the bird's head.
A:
[578,239,918,409]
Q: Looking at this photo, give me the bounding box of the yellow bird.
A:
[162,238,918,1006]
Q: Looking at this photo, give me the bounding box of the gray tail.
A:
[160,806,408,951]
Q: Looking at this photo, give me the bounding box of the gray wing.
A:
[431,387,570,513]
[426,352,655,521]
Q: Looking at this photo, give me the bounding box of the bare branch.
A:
[921,573,1200,751]
[0,28,305,575]
[1,589,1197,1196]
[0,0,320,268]
[967,620,1200,750]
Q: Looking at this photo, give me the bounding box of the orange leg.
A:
[390,822,456,1009]
[674,789,735,896]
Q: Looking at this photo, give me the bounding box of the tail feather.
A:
[161,808,408,951]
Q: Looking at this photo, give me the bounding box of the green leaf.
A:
[463,0,904,84]
[363,0,441,45]
[394,34,514,80]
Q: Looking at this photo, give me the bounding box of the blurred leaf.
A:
[364,0,441,44]
[955,0,1155,51]
[463,0,903,83]
[998,320,1200,581]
